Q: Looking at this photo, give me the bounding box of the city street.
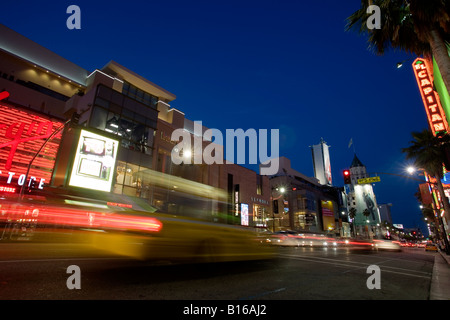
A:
[0,243,438,300]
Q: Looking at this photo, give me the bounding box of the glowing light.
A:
[183,149,192,158]
[0,203,163,233]
[0,91,10,101]
[407,166,415,174]
[0,103,63,185]
[0,185,16,193]
[412,58,448,135]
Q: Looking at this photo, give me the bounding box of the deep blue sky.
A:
[1,1,430,231]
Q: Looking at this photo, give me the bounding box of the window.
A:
[122,81,158,109]
[90,107,107,130]
[93,85,157,153]
[256,175,263,195]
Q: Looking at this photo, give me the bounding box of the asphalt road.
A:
[0,242,436,301]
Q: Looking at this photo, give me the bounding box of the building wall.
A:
[0,25,272,228]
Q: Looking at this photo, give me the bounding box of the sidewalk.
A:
[430,250,450,300]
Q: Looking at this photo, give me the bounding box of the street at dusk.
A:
[0,0,450,310]
[0,243,439,300]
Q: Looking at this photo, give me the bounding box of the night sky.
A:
[1,1,430,231]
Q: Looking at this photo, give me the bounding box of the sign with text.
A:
[412,58,449,135]
[0,96,63,190]
[357,176,381,184]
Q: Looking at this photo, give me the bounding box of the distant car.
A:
[425,243,439,252]
[271,230,302,246]
[373,240,402,252]
[418,242,426,248]
[270,230,336,247]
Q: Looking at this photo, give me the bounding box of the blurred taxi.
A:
[0,195,275,263]
[89,211,276,263]
[425,242,439,252]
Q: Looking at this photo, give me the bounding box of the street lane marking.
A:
[281,253,431,276]
[279,254,431,279]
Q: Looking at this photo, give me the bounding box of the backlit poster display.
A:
[321,200,335,231]
[241,203,249,226]
[68,129,119,192]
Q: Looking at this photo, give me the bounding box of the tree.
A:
[346,0,450,94]
[349,207,357,237]
[363,208,372,238]
[402,129,450,224]
[363,208,371,219]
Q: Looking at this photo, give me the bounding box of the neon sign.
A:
[0,185,16,193]
[412,58,449,135]
[0,92,63,189]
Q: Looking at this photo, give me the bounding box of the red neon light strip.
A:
[0,204,163,233]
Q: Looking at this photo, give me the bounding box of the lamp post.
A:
[270,186,286,232]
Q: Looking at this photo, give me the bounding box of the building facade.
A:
[311,138,333,186]
[0,24,271,230]
[347,154,382,238]
[268,157,348,235]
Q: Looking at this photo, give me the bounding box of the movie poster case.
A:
[68,129,119,192]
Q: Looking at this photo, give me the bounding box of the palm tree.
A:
[363,208,372,238]
[349,207,357,237]
[402,129,450,224]
[346,0,450,93]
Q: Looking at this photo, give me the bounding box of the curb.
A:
[430,251,450,300]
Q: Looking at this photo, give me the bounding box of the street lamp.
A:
[407,166,416,174]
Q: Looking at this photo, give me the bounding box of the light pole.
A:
[270,186,286,232]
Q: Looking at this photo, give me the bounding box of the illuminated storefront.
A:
[412,57,450,231]
[0,94,63,193]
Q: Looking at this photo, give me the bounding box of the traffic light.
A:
[343,169,351,184]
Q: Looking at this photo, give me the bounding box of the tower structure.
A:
[311,138,332,186]
[347,154,381,238]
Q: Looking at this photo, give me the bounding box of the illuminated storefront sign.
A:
[412,58,449,135]
[0,92,63,190]
[68,129,119,192]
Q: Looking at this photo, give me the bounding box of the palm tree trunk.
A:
[427,28,450,95]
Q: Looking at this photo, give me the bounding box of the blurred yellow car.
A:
[425,242,438,252]
[89,211,276,263]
